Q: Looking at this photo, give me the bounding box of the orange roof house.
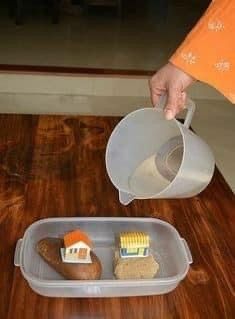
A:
[61,229,93,264]
[64,230,92,248]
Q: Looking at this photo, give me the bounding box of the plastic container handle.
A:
[14,239,23,267]
[119,191,135,205]
[156,95,196,129]
[181,238,193,264]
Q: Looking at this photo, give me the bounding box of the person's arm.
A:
[150,0,235,119]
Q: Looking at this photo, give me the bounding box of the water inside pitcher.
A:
[128,136,183,197]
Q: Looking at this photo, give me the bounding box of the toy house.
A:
[119,232,150,258]
[60,229,92,263]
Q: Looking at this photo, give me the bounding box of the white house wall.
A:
[66,241,90,250]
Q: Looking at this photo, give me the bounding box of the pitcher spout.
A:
[119,191,135,205]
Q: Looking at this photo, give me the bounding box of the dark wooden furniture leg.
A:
[8,0,15,18]
[158,0,169,22]
[117,0,122,18]
[15,0,24,25]
[83,0,89,14]
[51,0,60,24]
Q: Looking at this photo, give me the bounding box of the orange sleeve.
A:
[170,0,235,103]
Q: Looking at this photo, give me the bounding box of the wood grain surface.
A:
[0,114,234,319]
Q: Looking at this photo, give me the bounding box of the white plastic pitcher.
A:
[105,97,215,205]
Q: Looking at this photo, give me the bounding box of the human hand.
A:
[149,63,196,120]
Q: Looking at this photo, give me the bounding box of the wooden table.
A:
[0,114,234,319]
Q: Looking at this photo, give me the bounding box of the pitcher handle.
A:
[156,95,196,129]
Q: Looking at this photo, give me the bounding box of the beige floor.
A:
[0,1,208,69]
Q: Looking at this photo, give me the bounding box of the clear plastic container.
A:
[14,217,193,297]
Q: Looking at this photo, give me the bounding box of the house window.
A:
[78,248,87,259]
[69,248,73,254]
[126,248,138,254]
[74,248,78,253]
